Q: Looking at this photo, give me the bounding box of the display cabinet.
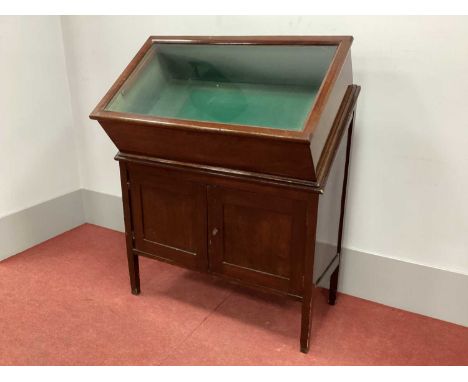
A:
[90,36,360,353]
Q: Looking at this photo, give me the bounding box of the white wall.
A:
[61,16,468,277]
[0,16,80,218]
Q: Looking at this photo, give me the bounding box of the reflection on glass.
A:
[106,43,337,131]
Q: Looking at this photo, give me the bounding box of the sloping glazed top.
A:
[106,43,337,131]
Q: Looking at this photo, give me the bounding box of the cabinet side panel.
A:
[313,128,348,283]
[310,53,353,164]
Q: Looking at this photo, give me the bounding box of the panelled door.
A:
[128,165,208,271]
[207,185,307,295]
[127,162,307,294]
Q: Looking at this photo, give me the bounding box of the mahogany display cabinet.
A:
[90,36,360,353]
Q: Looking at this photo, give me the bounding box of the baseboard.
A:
[3,189,467,328]
[339,248,468,327]
[81,189,124,232]
[0,190,85,261]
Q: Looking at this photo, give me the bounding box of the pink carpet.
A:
[0,224,466,365]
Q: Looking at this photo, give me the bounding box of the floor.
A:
[0,224,467,366]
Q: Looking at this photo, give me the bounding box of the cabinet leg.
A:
[300,287,315,353]
[127,253,140,295]
[327,113,354,307]
[328,265,339,305]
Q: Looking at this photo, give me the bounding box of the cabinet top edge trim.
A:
[116,152,323,193]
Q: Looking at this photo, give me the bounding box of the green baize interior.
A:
[106,44,336,131]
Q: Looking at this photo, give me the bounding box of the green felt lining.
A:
[110,79,318,131]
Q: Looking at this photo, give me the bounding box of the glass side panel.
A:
[106,43,337,131]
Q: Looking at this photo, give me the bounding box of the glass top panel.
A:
[106,43,337,131]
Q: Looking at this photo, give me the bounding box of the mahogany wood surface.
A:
[328,110,356,306]
[101,119,317,181]
[129,165,208,271]
[90,36,360,353]
[208,185,307,295]
[119,163,140,295]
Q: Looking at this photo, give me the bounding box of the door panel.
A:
[129,166,207,271]
[208,185,306,294]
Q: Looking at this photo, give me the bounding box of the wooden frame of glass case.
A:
[90,36,360,353]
